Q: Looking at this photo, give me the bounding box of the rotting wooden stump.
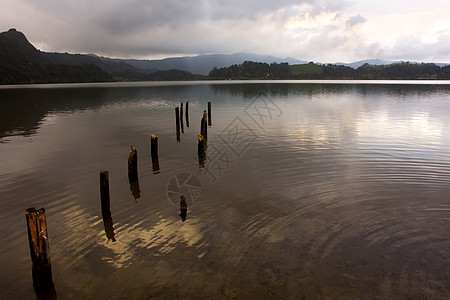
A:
[180,195,187,222]
[127,146,141,201]
[128,145,138,182]
[180,102,184,133]
[25,208,56,298]
[202,110,208,139]
[100,171,116,241]
[175,107,181,141]
[208,101,212,126]
[198,134,206,168]
[185,101,189,127]
[151,134,158,159]
[200,111,208,148]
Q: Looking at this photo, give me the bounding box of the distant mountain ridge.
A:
[1,28,449,84]
[335,59,394,69]
[120,53,306,75]
[334,59,449,69]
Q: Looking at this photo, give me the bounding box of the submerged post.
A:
[151,134,158,159]
[128,146,138,182]
[175,107,180,141]
[198,134,205,168]
[100,171,116,241]
[151,134,160,174]
[185,101,189,127]
[200,110,208,146]
[208,101,212,126]
[180,102,184,133]
[127,146,141,201]
[25,208,56,298]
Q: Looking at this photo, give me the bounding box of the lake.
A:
[1,80,450,299]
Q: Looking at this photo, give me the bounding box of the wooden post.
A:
[150,133,160,174]
[203,110,208,139]
[151,134,158,159]
[200,110,208,148]
[180,102,184,133]
[198,134,205,168]
[208,101,212,126]
[180,195,187,222]
[128,146,138,182]
[127,146,140,201]
[185,101,189,127]
[25,208,56,298]
[100,171,116,241]
[175,107,180,141]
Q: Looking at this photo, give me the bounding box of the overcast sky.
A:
[1,0,449,63]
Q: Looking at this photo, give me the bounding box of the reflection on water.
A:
[99,214,206,269]
[1,81,450,298]
[179,195,187,222]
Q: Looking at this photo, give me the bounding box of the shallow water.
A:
[1,81,450,299]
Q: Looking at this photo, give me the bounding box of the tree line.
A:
[209,61,450,80]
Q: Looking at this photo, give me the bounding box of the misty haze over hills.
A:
[88,52,307,75]
[1,28,449,84]
[121,53,306,75]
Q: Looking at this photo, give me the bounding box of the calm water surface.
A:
[1,81,450,299]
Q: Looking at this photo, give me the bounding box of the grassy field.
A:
[289,63,324,78]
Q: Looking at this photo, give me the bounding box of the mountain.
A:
[1,28,448,84]
[0,29,116,84]
[334,59,394,69]
[0,29,135,74]
[335,59,450,69]
[98,53,305,76]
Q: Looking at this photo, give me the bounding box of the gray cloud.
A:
[387,33,450,62]
[1,0,449,62]
[346,14,367,28]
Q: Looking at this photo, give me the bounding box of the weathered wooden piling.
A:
[208,101,212,126]
[200,110,208,148]
[198,134,205,168]
[180,195,187,222]
[175,107,181,141]
[25,208,56,298]
[128,146,138,182]
[185,101,189,127]
[203,110,208,139]
[100,171,116,241]
[127,146,140,201]
[151,134,158,159]
[180,102,184,133]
